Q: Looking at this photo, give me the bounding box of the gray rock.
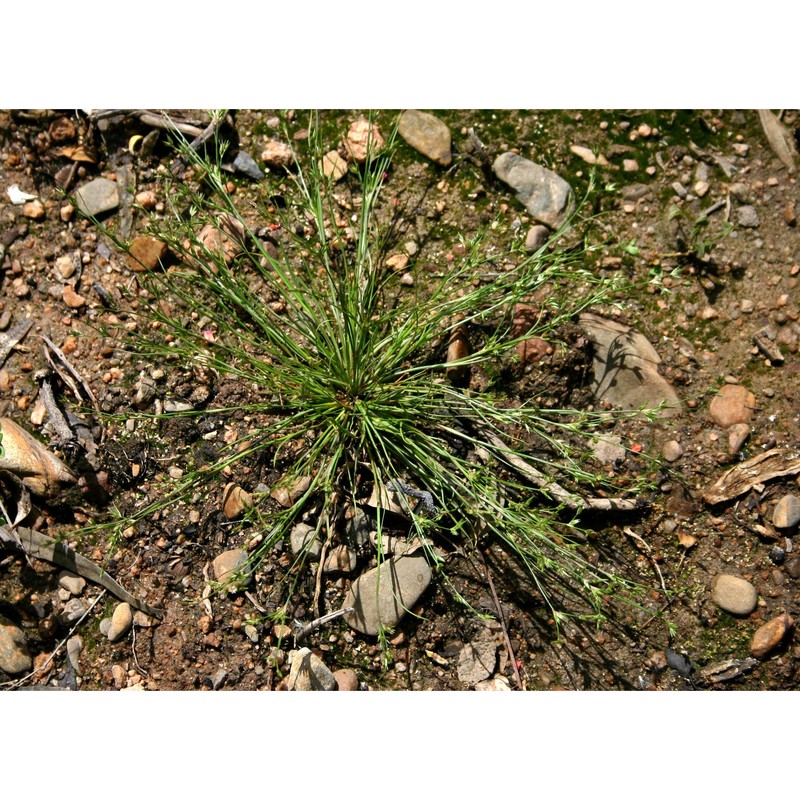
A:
[525,224,550,252]
[59,598,88,626]
[344,550,432,636]
[287,647,337,691]
[212,549,252,593]
[107,603,133,642]
[578,312,680,417]
[232,151,264,181]
[773,494,800,529]
[58,571,86,597]
[493,152,574,229]
[711,574,758,616]
[99,618,112,637]
[592,434,626,466]
[211,667,228,690]
[290,522,322,559]
[397,110,452,166]
[66,635,83,674]
[457,630,498,685]
[0,614,32,674]
[72,178,120,217]
[737,205,760,228]
[345,508,370,548]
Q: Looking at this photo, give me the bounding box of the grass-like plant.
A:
[94,110,649,646]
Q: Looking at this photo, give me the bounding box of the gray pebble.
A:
[773,494,800,529]
[244,624,259,643]
[212,549,252,593]
[344,550,432,636]
[72,177,120,217]
[525,225,550,252]
[287,647,337,691]
[66,635,83,674]
[290,522,322,558]
[592,434,626,466]
[493,152,574,229]
[59,598,88,627]
[211,667,228,690]
[0,614,32,674]
[737,205,760,228]
[99,617,112,637]
[711,574,758,616]
[232,150,264,181]
[58,571,86,597]
[345,508,370,548]
[457,630,498,685]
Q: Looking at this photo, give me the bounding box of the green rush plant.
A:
[94,110,651,645]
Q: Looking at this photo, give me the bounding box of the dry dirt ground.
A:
[1,108,798,691]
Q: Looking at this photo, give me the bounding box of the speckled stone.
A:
[773,494,800,529]
[73,177,120,216]
[397,110,452,166]
[711,574,758,616]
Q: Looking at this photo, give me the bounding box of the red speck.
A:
[631,442,643,453]
[268,223,281,230]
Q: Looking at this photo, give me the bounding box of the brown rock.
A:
[321,150,348,181]
[750,613,794,659]
[397,110,452,166]
[517,336,552,365]
[261,140,295,169]
[323,545,357,575]
[128,235,168,271]
[49,117,77,143]
[344,118,385,164]
[709,384,756,429]
[773,494,800,529]
[212,549,252,593]
[333,668,359,691]
[62,284,86,309]
[21,200,45,219]
[222,483,252,520]
[0,614,32,674]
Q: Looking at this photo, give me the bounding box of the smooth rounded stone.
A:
[212,549,252,593]
[58,571,86,597]
[662,440,683,462]
[0,614,32,674]
[493,152,574,229]
[592,434,626,466]
[397,110,452,166]
[727,422,751,454]
[59,598,88,626]
[711,574,758,616]
[107,602,133,642]
[323,544,357,574]
[736,205,760,228]
[244,624,259,643]
[222,483,252,520]
[344,550,432,636]
[72,177,120,217]
[708,384,756,429]
[750,613,794,659]
[333,668,359,691]
[287,647,337,691]
[66,635,83,673]
[525,224,550,252]
[127,235,168,271]
[99,618,112,637]
[577,313,680,417]
[773,494,800,529]
[290,522,322,559]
